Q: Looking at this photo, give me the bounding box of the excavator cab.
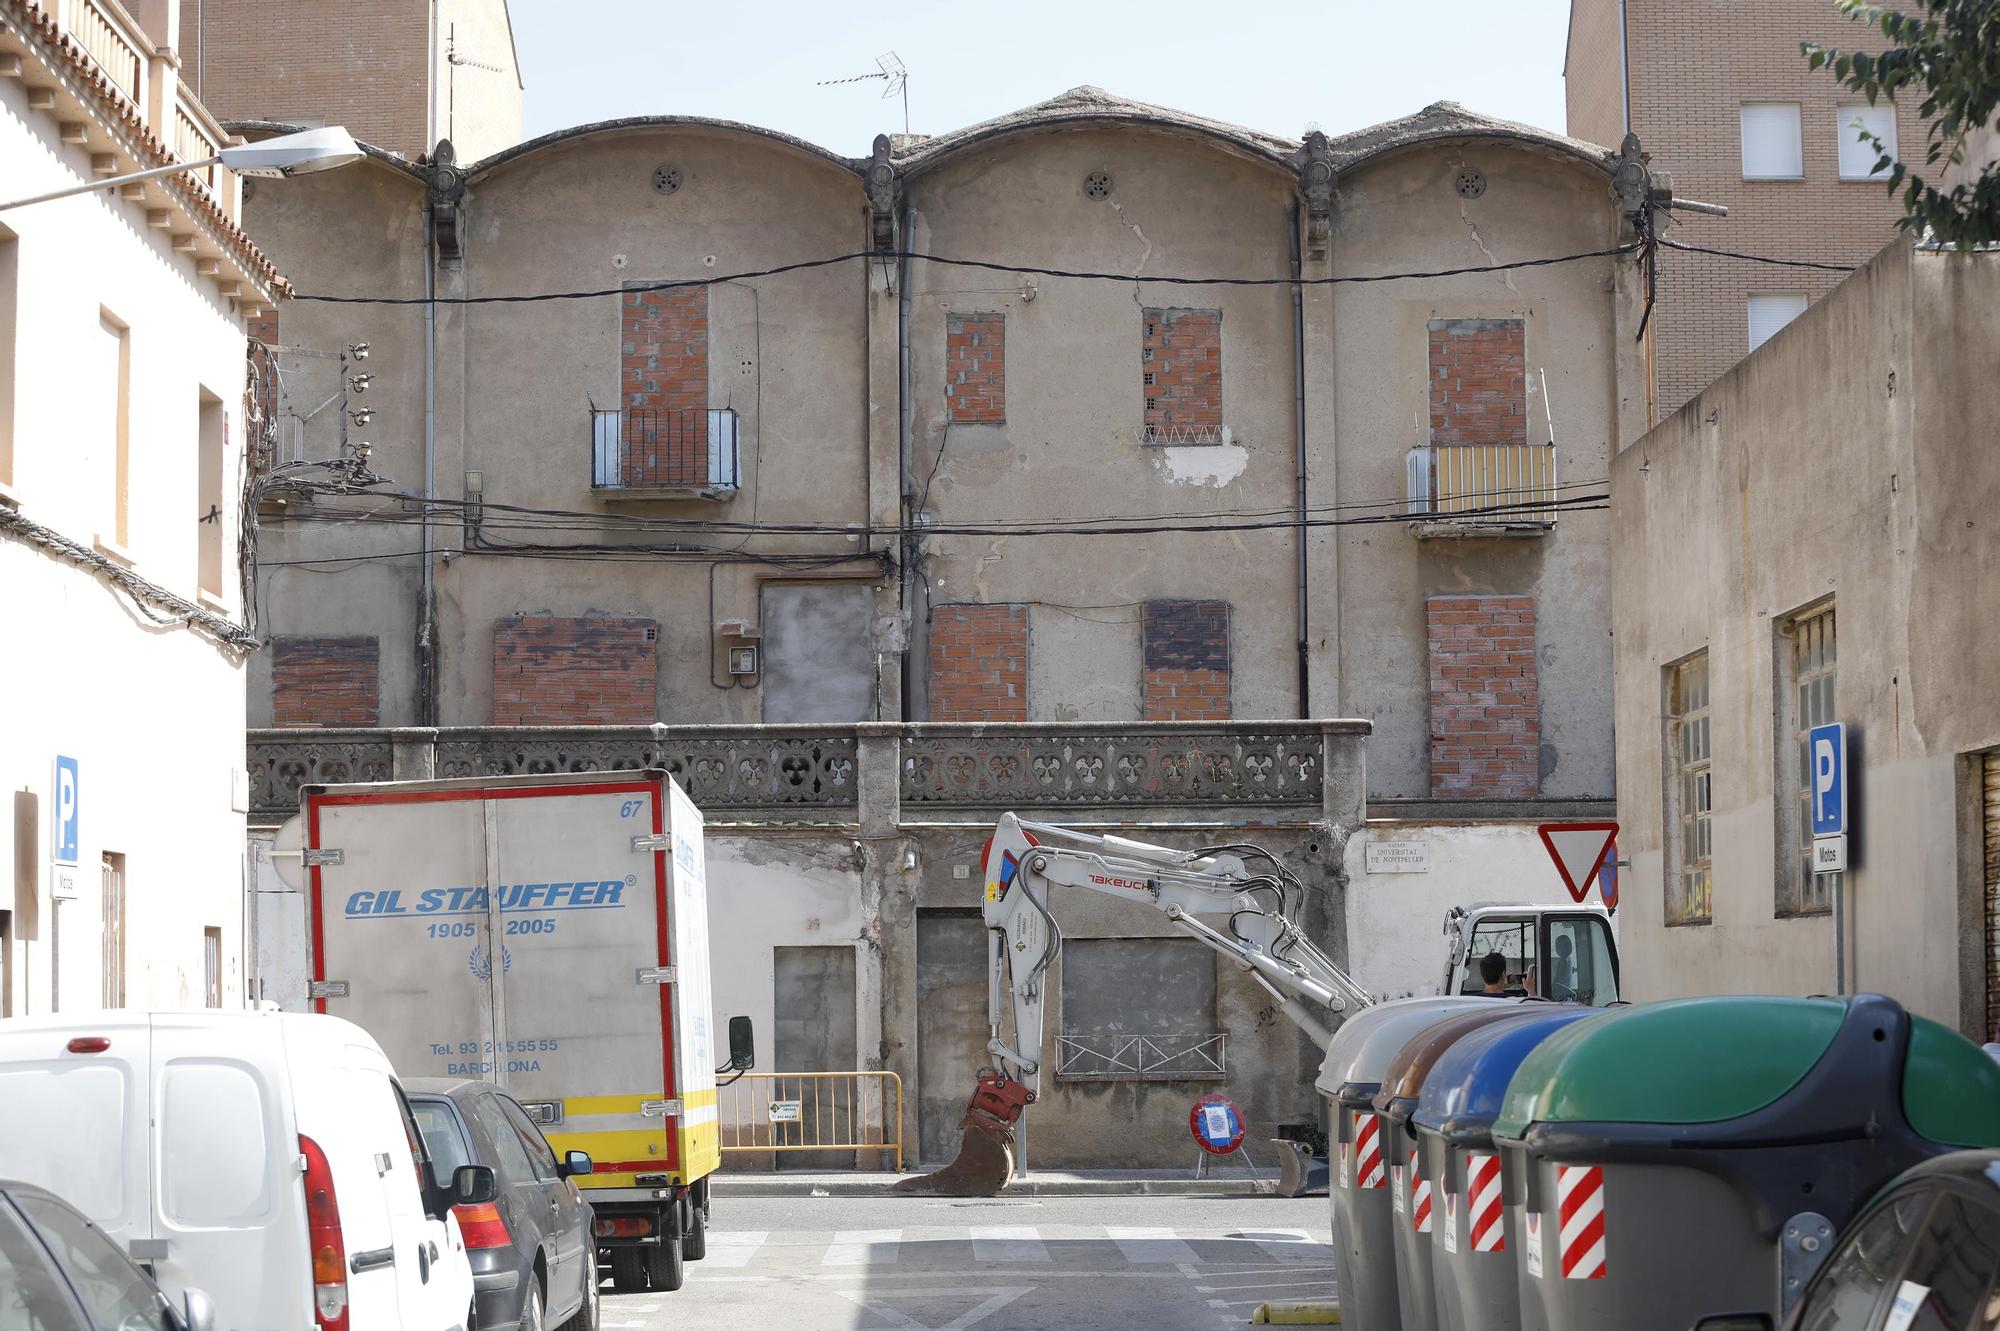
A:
[1442,905,1620,1005]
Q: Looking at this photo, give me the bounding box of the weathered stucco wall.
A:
[1611,240,2000,1033]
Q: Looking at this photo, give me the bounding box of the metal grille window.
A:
[1058,938,1223,1080]
[1783,605,1838,915]
[100,853,124,1009]
[203,927,222,1008]
[1666,654,1713,925]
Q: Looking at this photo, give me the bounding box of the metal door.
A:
[1984,753,2000,1042]
[914,911,988,1167]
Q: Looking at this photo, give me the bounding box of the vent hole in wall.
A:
[1454,166,1487,200]
[653,163,684,195]
[1083,170,1114,201]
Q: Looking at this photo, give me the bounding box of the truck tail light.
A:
[453,1202,512,1249]
[299,1135,349,1331]
[594,1215,653,1239]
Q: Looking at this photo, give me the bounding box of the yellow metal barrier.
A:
[719,1071,904,1172]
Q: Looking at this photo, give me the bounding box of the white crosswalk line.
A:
[699,1229,768,1269]
[970,1224,1049,1263]
[822,1228,901,1265]
[1106,1226,1198,1264]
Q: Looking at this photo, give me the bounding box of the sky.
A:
[507,0,1579,158]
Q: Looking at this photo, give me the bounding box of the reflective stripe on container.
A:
[1355,1111,1385,1189]
[1557,1164,1607,1279]
[1466,1151,1504,1253]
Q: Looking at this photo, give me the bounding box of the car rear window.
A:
[409,1099,473,1189]
[161,1062,274,1225]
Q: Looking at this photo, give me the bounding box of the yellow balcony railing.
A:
[1406,443,1559,526]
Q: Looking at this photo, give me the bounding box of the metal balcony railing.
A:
[1404,443,1559,527]
[1056,1033,1227,1080]
[591,408,740,494]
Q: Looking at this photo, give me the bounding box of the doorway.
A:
[914,909,989,1168]
[773,945,857,1169]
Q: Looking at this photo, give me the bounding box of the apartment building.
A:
[234,90,1658,1165]
[186,0,521,161]
[0,0,282,1012]
[1611,236,2000,1037]
[1566,0,1925,417]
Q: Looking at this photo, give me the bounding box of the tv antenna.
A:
[818,51,909,135]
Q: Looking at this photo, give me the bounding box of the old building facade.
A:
[240,87,1655,1164]
[1611,237,2000,1037]
[1565,0,1926,418]
[186,0,521,162]
[0,0,280,1013]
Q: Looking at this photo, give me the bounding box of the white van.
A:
[0,1009,482,1331]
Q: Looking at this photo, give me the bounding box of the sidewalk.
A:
[712,1168,1280,1197]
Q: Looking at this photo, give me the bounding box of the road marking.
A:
[1107,1226,1198,1264]
[824,1228,902,1265]
[833,1285,1030,1330]
[970,1225,1049,1263]
[699,1229,768,1269]
[1233,1228,1323,1262]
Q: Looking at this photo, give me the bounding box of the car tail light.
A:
[299,1135,349,1331]
[594,1215,653,1239]
[453,1201,511,1249]
[66,1037,110,1054]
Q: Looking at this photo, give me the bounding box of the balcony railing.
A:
[1056,1033,1226,1080]
[173,96,227,196]
[245,720,1367,821]
[66,0,147,105]
[1404,443,1559,528]
[591,408,740,494]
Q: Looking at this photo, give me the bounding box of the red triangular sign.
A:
[1538,823,1619,904]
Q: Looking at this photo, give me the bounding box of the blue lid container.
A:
[1412,1006,1604,1144]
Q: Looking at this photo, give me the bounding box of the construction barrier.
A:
[719,1071,904,1172]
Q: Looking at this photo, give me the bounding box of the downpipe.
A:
[1289,201,1310,718]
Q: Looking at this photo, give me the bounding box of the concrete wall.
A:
[1611,239,2000,1034]
[1564,0,1626,149]
[0,64,257,1013]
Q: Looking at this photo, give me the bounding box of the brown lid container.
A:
[1371,1002,1537,1118]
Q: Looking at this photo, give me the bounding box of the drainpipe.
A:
[1617,0,1631,137]
[1288,202,1310,719]
[896,204,916,722]
[418,201,439,725]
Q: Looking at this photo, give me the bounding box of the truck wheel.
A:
[645,1234,685,1292]
[696,1176,711,1223]
[609,1248,646,1293]
[683,1198,707,1261]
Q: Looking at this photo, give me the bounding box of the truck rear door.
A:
[662,780,719,1181]
[304,772,680,1193]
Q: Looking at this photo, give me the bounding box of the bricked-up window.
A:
[928,604,1027,722]
[1665,653,1713,926]
[245,305,278,346]
[1778,604,1837,917]
[1428,319,1526,448]
[493,616,658,726]
[1142,600,1230,721]
[619,286,709,487]
[1141,309,1222,445]
[272,637,380,728]
[945,314,1005,424]
[1427,596,1540,799]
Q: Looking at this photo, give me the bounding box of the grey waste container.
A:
[1491,994,2000,1331]
[1411,1006,1599,1331]
[1374,1004,1535,1331]
[1318,997,1497,1331]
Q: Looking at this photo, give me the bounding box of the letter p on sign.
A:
[53,755,79,866]
[1809,723,1845,838]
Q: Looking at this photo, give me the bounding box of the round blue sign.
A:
[1190,1093,1246,1155]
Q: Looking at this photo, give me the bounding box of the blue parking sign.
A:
[53,755,79,866]
[1809,724,1845,838]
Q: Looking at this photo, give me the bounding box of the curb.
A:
[712,1175,1281,1199]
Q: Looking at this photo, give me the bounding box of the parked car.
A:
[406,1079,598,1331]
[0,1010,489,1331]
[0,1179,215,1331]
[1695,1150,2000,1331]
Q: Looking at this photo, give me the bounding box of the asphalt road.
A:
[601,1194,1337,1331]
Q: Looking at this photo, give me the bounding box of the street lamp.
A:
[0,125,364,212]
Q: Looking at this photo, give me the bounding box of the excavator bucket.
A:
[893,1067,1035,1196]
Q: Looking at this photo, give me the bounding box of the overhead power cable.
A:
[1658,238,1858,272]
[288,244,1642,307]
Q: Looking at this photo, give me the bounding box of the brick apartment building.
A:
[1566,0,1924,417]
[186,0,521,161]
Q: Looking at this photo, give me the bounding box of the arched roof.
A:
[462,115,863,184]
[896,85,1298,175]
[1322,101,1619,178]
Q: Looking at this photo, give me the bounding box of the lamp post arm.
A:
[0,155,223,213]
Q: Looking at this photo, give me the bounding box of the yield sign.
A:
[1539,823,1619,904]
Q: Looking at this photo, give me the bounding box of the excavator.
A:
[898,813,1620,1196]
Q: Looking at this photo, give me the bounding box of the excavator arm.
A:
[898,813,1373,1195]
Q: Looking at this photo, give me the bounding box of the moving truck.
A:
[289,770,754,1294]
